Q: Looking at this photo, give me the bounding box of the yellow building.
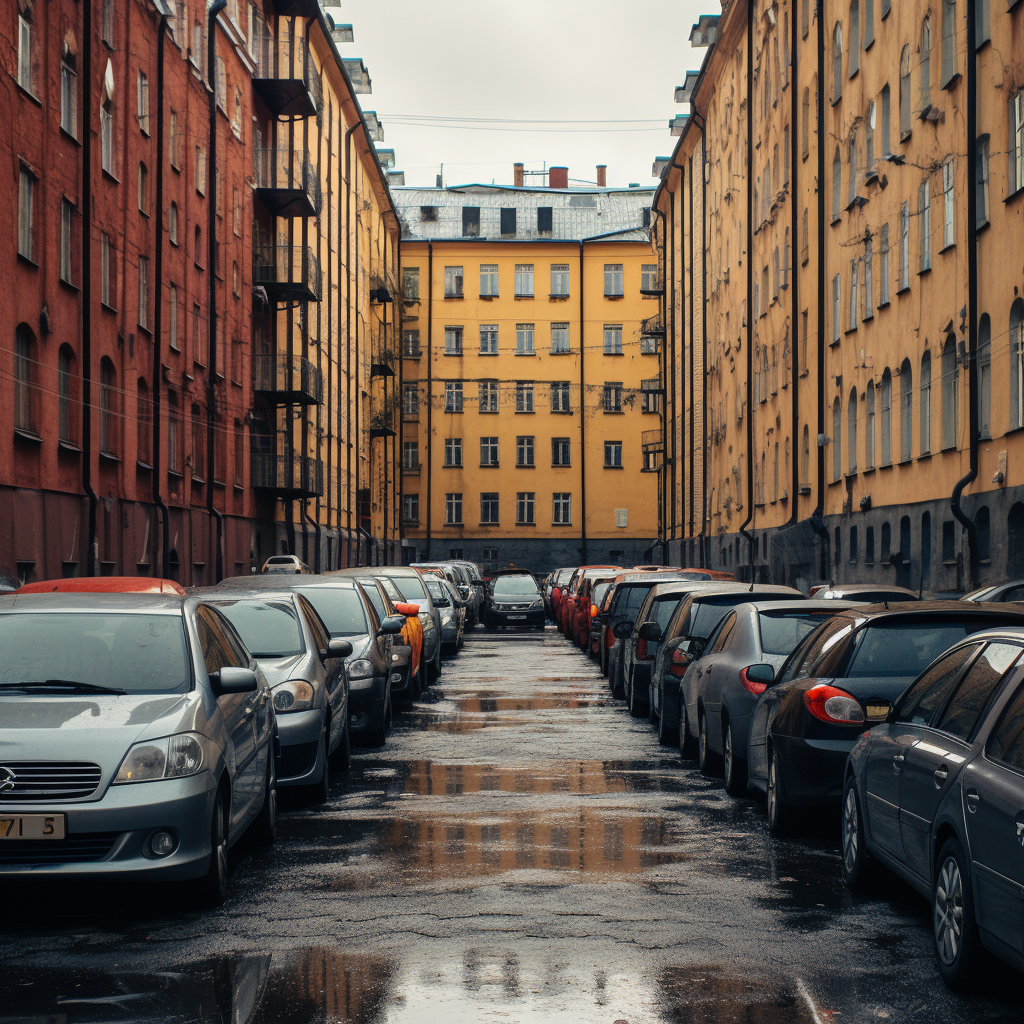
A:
[653,0,1024,592]
[395,167,661,572]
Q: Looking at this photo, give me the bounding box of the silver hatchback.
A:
[0,593,277,906]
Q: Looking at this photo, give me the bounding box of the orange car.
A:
[17,576,187,595]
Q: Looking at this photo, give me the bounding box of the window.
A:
[881,369,892,465]
[479,324,498,355]
[848,388,858,474]
[137,379,152,465]
[59,199,75,285]
[58,344,75,443]
[899,46,912,139]
[783,127,791,185]
[480,264,498,296]
[832,274,841,344]
[168,201,179,246]
[603,324,623,355]
[900,359,913,462]
[138,256,149,330]
[403,495,419,525]
[941,1,957,87]
[938,642,1021,742]
[880,223,890,305]
[137,70,150,134]
[444,381,463,413]
[169,110,182,169]
[976,135,990,228]
[641,264,658,292]
[920,19,932,111]
[403,382,419,417]
[99,357,117,456]
[500,207,516,236]
[942,335,958,450]
[863,239,873,319]
[642,389,661,415]
[444,437,463,468]
[195,145,206,194]
[865,383,876,469]
[979,316,991,438]
[516,436,535,467]
[863,0,875,47]
[848,135,858,205]
[167,392,182,474]
[100,233,114,308]
[537,207,553,234]
[479,380,499,413]
[17,167,34,262]
[1010,93,1024,196]
[832,22,843,103]
[444,327,463,356]
[445,493,463,525]
[516,323,535,355]
[190,404,205,481]
[101,0,115,45]
[551,381,571,413]
[138,162,149,215]
[801,423,811,483]
[550,323,569,353]
[898,203,910,290]
[604,264,624,297]
[604,441,622,468]
[480,437,499,466]
[101,96,116,176]
[802,88,810,159]
[1012,300,1024,429]
[552,437,571,467]
[403,329,421,358]
[444,266,463,298]
[515,264,534,297]
[832,147,842,222]
[848,2,860,77]
[832,398,842,482]
[401,267,420,301]
[516,382,534,413]
[232,88,243,140]
[921,351,932,453]
[880,85,891,158]
[480,493,499,524]
[18,9,33,93]
[894,645,977,726]
[461,207,479,237]
[553,493,572,525]
[551,264,570,296]
[516,492,535,526]
[403,442,419,471]
[14,326,34,433]
[942,158,954,248]
[61,54,78,137]
[849,260,859,331]
[603,383,623,413]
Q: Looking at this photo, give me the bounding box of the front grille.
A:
[0,832,120,865]
[276,741,318,780]
[0,762,103,801]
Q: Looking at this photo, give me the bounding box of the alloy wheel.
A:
[934,856,964,966]
[767,753,778,824]
[843,786,859,874]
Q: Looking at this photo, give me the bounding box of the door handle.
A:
[966,789,980,813]
[934,766,949,788]
[892,754,904,774]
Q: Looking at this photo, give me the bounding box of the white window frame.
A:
[550,264,570,296]
[552,493,572,525]
[479,381,498,413]
[444,381,463,412]
[444,265,463,298]
[551,381,571,413]
[515,492,535,525]
[603,324,623,355]
[516,382,534,413]
[479,324,498,355]
[18,167,34,262]
[516,435,535,468]
[550,323,569,353]
[514,264,534,297]
[444,437,462,468]
[604,264,624,296]
[137,70,150,135]
[61,59,78,138]
[444,326,463,356]
[445,493,463,525]
[479,264,498,296]
[604,441,623,468]
[18,14,32,93]
[942,158,954,248]
[516,323,535,355]
[480,437,499,466]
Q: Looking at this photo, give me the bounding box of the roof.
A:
[17,576,187,595]
[0,592,185,612]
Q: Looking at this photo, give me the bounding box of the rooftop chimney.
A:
[596,164,607,187]
[549,166,569,189]
[513,162,524,187]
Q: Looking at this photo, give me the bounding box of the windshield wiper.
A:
[0,680,128,695]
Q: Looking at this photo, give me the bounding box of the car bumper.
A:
[350,695,386,736]
[0,771,219,880]
[440,623,460,644]
[489,609,545,628]
[390,645,416,697]
[275,707,326,786]
[774,733,856,806]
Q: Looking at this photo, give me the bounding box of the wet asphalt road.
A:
[2,625,1020,1022]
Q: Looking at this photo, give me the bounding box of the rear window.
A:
[846,622,974,678]
[214,600,304,658]
[758,611,836,655]
[393,575,428,602]
[592,583,612,608]
[653,596,684,631]
[0,612,189,694]
[687,597,751,639]
[296,587,368,637]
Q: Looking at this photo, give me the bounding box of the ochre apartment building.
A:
[395,168,661,572]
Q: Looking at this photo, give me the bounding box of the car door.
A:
[697,612,739,752]
[298,596,346,756]
[900,642,1023,880]
[965,674,1024,953]
[864,644,978,861]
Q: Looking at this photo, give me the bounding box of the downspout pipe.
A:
[153,11,170,578]
[343,121,359,566]
[951,3,979,591]
[787,0,800,534]
[206,0,227,582]
[578,240,588,564]
[650,206,668,555]
[689,109,709,567]
[425,241,433,561]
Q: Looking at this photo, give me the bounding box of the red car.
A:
[562,566,622,641]
[17,576,187,595]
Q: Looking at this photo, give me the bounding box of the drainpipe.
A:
[425,241,433,560]
[651,206,668,554]
[578,240,588,564]
[153,11,170,578]
[787,0,800,538]
[738,0,756,580]
[688,150,696,553]
[692,112,709,567]
[206,0,227,582]
[79,0,98,575]
[343,121,359,565]
[950,3,979,590]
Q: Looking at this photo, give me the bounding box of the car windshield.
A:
[376,577,404,604]
[0,612,189,694]
[296,587,368,637]
[687,597,745,639]
[611,584,655,623]
[393,576,429,602]
[555,569,575,585]
[425,579,445,601]
[494,576,539,597]
[214,601,304,658]
[593,583,612,608]
[653,596,684,631]
[758,611,835,655]
[846,621,973,678]
[355,581,387,621]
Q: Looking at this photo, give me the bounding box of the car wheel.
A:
[330,712,352,772]
[194,787,229,908]
[626,670,644,717]
[933,838,984,990]
[307,727,330,804]
[841,776,871,889]
[678,703,698,759]
[252,752,277,846]
[723,723,747,796]
[766,747,794,837]
[657,683,678,746]
[697,711,717,774]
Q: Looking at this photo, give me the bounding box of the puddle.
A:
[657,967,821,1024]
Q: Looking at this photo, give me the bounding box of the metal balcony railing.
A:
[370,347,397,378]
[253,244,321,303]
[254,148,322,217]
[640,335,661,355]
[641,376,664,393]
[252,27,322,118]
[250,452,324,498]
[640,313,666,337]
[640,276,665,296]
[642,429,665,454]
[253,355,324,406]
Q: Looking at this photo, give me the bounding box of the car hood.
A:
[252,653,310,686]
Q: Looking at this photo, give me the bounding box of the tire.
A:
[610,653,625,699]
[627,669,648,718]
[307,727,330,804]
[252,752,277,846]
[657,681,678,746]
[723,722,747,796]
[193,787,229,908]
[678,703,698,759]
[364,690,390,749]
[933,838,985,991]
[841,776,871,890]
[698,711,718,775]
[427,644,442,683]
[330,712,352,772]
[766,746,795,837]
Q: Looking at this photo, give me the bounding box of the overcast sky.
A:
[324,1,708,189]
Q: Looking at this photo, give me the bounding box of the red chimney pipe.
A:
[513,162,524,187]
[596,164,607,187]
[549,166,569,189]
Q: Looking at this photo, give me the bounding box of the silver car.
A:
[0,593,276,906]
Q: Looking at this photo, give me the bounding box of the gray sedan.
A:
[0,593,276,906]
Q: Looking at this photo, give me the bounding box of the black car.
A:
[843,627,1024,988]
[486,574,545,630]
[748,602,1024,835]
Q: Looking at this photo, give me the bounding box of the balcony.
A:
[255,148,322,218]
[252,30,322,118]
[253,355,324,406]
[271,0,321,17]
[642,429,664,454]
[641,377,664,394]
[640,277,665,297]
[253,244,321,303]
[371,347,397,378]
[640,335,661,355]
[640,313,666,337]
[251,452,324,498]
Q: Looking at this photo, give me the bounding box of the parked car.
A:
[747,602,1024,836]
[261,555,310,575]
[424,574,466,652]
[17,576,188,595]
[573,574,617,649]
[548,567,576,622]
[962,580,1024,603]
[0,592,277,906]
[672,600,855,792]
[452,560,486,623]
[808,584,920,602]
[563,566,623,641]
[842,626,1024,988]
[351,575,425,699]
[587,581,616,659]
[487,573,545,630]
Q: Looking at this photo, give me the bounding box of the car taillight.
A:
[605,627,615,649]
[637,638,648,660]
[590,604,599,618]
[803,684,865,724]
[669,648,690,677]
[739,667,768,695]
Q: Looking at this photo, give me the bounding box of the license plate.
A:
[865,703,890,721]
[508,614,526,620]
[0,814,66,840]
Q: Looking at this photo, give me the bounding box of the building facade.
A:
[653,0,1024,593]
[396,170,660,573]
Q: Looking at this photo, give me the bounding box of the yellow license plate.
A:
[865,703,890,720]
[0,814,66,840]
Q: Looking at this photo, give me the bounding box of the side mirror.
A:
[744,662,775,685]
[378,614,406,635]
[325,637,353,660]
[434,597,451,608]
[638,621,662,642]
[679,636,707,658]
[459,585,471,599]
[612,620,633,639]
[211,667,258,694]
[394,602,420,616]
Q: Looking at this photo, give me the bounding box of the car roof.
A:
[816,584,919,597]
[820,600,1024,625]
[0,592,187,612]
[191,586,300,604]
[17,576,188,595]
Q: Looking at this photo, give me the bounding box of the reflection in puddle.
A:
[657,967,821,1024]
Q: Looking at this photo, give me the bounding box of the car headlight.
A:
[272,679,315,712]
[420,614,436,633]
[529,600,543,609]
[348,658,374,679]
[114,734,205,783]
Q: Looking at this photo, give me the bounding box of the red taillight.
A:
[669,647,691,678]
[739,667,768,696]
[605,627,615,649]
[637,638,648,660]
[803,684,866,724]
[590,604,599,618]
